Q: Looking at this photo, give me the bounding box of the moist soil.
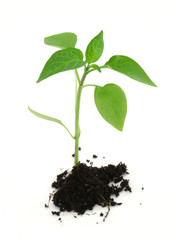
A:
[49,159,131,221]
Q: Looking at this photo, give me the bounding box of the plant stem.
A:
[82,84,99,89]
[74,68,87,166]
[74,87,82,166]
[74,69,80,84]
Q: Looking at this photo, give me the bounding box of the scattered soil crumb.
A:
[116,202,122,206]
[100,212,104,217]
[93,154,98,158]
[45,204,48,208]
[86,159,93,166]
[72,153,75,157]
[142,187,144,190]
[51,162,131,221]
[79,147,81,150]
[52,211,60,216]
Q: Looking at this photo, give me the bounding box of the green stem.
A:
[74,69,80,84]
[61,123,75,139]
[74,71,77,102]
[74,68,87,166]
[82,84,99,89]
[86,68,95,74]
[99,65,106,69]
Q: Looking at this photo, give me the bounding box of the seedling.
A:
[29,31,156,166]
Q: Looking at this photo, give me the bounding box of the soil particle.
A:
[51,162,131,220]
[52,211,60,216]
[116,202,122,206]
[93,154,98,158]
[90,161,93,166]
[72,148,81,157]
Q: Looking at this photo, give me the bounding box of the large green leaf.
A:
[37,48,86,83]
[44,32,77,49]
[105,55,157,87]
[94,84,127,131]
[28,106,74,138]
[85,31,104,64]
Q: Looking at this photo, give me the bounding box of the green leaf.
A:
[85,31,104,64]
[28,106,74,138]
[44,32,77,49]
[94,84,127,131]
[105,55,157,87]
[37,48,86,83]
[90,64,101,73]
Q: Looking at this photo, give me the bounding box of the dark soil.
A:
[50,161,131,221]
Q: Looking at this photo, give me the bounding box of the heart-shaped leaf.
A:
[105,55,157,87]
[37,48,86,83]
[85,31,104,64]
[94,84,127,131]
[44,32,77,49]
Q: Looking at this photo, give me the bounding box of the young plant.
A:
[29,31,157,166]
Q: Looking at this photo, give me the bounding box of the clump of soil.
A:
[51,161,131,220]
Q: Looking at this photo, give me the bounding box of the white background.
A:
[0,0,174,239]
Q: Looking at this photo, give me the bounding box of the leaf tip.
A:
[148,80,157,87]
[119,126,124,132]
[115,123,124,132]
[153,83,158,87]
[100,30,103,36]
[44,37,48,45]
[28,106,32,112]
[36,76,42,83]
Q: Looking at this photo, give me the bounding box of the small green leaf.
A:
[44,32,77,49]
[94,84,127,131]
[28,106,62,124]
[85,31,104,64]
[105,55,157,87]
[28,106,74,138]
[37,48,86,83]
[90,64,101,73]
